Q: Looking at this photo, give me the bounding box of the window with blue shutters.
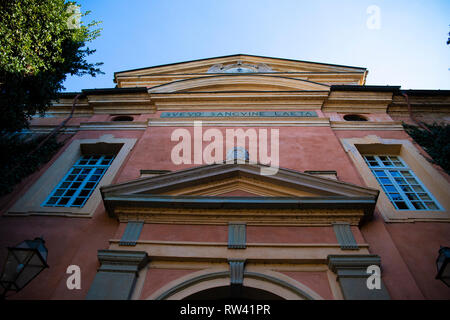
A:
[42,155,115,208]
[363,155,441,211]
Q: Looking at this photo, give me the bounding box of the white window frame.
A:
[6,135,136,217]
[340,135,450,223]
[363,155,442,211]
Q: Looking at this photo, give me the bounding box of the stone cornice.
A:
[147,75,331,93]
[79,121,147,130]
[149,91,328,110]
[323,90,394,113]
[112,207,368,226]
[97,249,149,273]
[330,121,404,131]
[45,86,449,119]
[26,121,148,133]
[388,92,450,116]
[327,254,381,273]
[108,241,370,264]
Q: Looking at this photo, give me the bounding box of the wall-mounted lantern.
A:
[0,237,49,299]
[436,246,450,287]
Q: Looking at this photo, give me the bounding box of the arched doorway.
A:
[151,270,322,300]
[183,285,284,300]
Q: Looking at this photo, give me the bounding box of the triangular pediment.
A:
[114,54,367,88]
[115,54,366,76]
[101,163,379,226]
[102,163,376,197]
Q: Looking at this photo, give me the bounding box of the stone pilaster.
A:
[328,254,390,300]
[86,250,149,300]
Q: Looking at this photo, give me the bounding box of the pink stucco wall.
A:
[116,125,365,186]
[1,109,449,300]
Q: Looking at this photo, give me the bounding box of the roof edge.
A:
[114,54,368,76]
[399,89,450,96]
[81,87,148,95]
[331,85,401,92]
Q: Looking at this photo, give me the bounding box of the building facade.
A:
[1,54,450,300]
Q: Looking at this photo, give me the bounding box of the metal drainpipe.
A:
[28,93,82,156]
[11,93,81,173]
[401,91,432,133]
[30,93,81,151]
[401,91,434,163]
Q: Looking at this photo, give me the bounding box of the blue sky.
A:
[62,0,450,91]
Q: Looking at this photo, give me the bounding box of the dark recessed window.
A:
[343,114,367,121]
[112,115,134,122]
